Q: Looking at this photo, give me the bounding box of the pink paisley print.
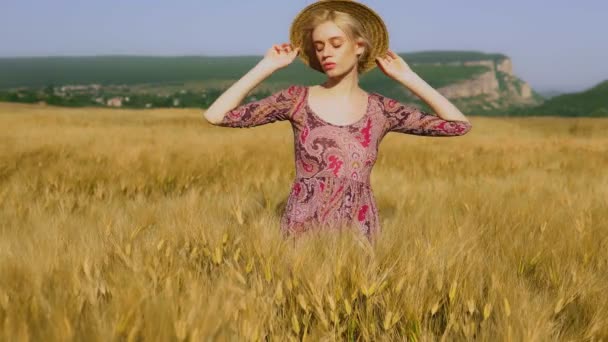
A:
[293,182,301,197]
[300,125,309,143]
[357,118,372,148]
[358,204,369,222]
[211,84,472,242]
[328,155,343,176]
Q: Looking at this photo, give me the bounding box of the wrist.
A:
[254,60,278,75]
[396,70,419,85]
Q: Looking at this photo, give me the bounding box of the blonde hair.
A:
[301,9,372,75]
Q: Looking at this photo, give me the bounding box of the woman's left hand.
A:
[375,49,414,82]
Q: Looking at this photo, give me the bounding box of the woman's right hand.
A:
[259,43,300,72]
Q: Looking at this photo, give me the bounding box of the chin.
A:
[324,66,343,74]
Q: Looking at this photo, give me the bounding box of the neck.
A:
[319,65,363,98]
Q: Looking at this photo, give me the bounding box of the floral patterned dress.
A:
[212,84,472,242]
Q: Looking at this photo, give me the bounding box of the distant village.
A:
[56,84,184,108]
[0,83,263,109]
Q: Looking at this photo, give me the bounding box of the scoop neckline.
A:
[304,86,374,128]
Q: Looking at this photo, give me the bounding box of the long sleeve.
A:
[382,98,472,137]
[211,84,299,128]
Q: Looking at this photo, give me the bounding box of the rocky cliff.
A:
[407,56,543,114]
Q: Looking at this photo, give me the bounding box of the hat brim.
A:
[289,0,389,74]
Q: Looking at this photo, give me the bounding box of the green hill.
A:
[0,53,488,90]
[508,80,608,117]
[0,51,547,115]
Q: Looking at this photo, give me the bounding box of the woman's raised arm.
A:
[382,100,472,137]
[380,72,472,137]
[209,83,300,128]
[203,43,300,128]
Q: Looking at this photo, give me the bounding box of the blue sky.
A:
[1,0,606,92]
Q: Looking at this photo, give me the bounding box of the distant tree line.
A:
[0,86,275,109]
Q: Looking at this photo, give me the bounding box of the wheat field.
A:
[0,101,607,341]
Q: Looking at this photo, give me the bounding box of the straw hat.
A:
[289,0,389,74]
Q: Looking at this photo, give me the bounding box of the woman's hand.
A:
[258,43,301,72]
[375,49,414,82]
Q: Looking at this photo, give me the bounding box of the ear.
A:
[355,37,365,57]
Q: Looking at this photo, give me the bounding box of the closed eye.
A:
[316,45,342,52]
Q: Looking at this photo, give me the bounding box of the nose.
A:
[321,48,334,61]
[320,45,335,57]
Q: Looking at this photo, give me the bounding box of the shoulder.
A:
[374,92,429,115]
[371,92,407,115]
[285,84,306,97]
[264,84,302,101]
[373,92,401,106]
[273,84,306,105]
[271,84,304,101]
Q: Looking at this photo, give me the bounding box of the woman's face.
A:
[312,21,364,76]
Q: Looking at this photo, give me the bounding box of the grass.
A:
[0,102,607,340]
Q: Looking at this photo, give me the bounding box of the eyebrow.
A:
[313,36,345,44]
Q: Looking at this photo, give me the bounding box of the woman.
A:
[204,1,472,244]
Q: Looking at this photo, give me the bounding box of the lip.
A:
[323,63,336,69]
